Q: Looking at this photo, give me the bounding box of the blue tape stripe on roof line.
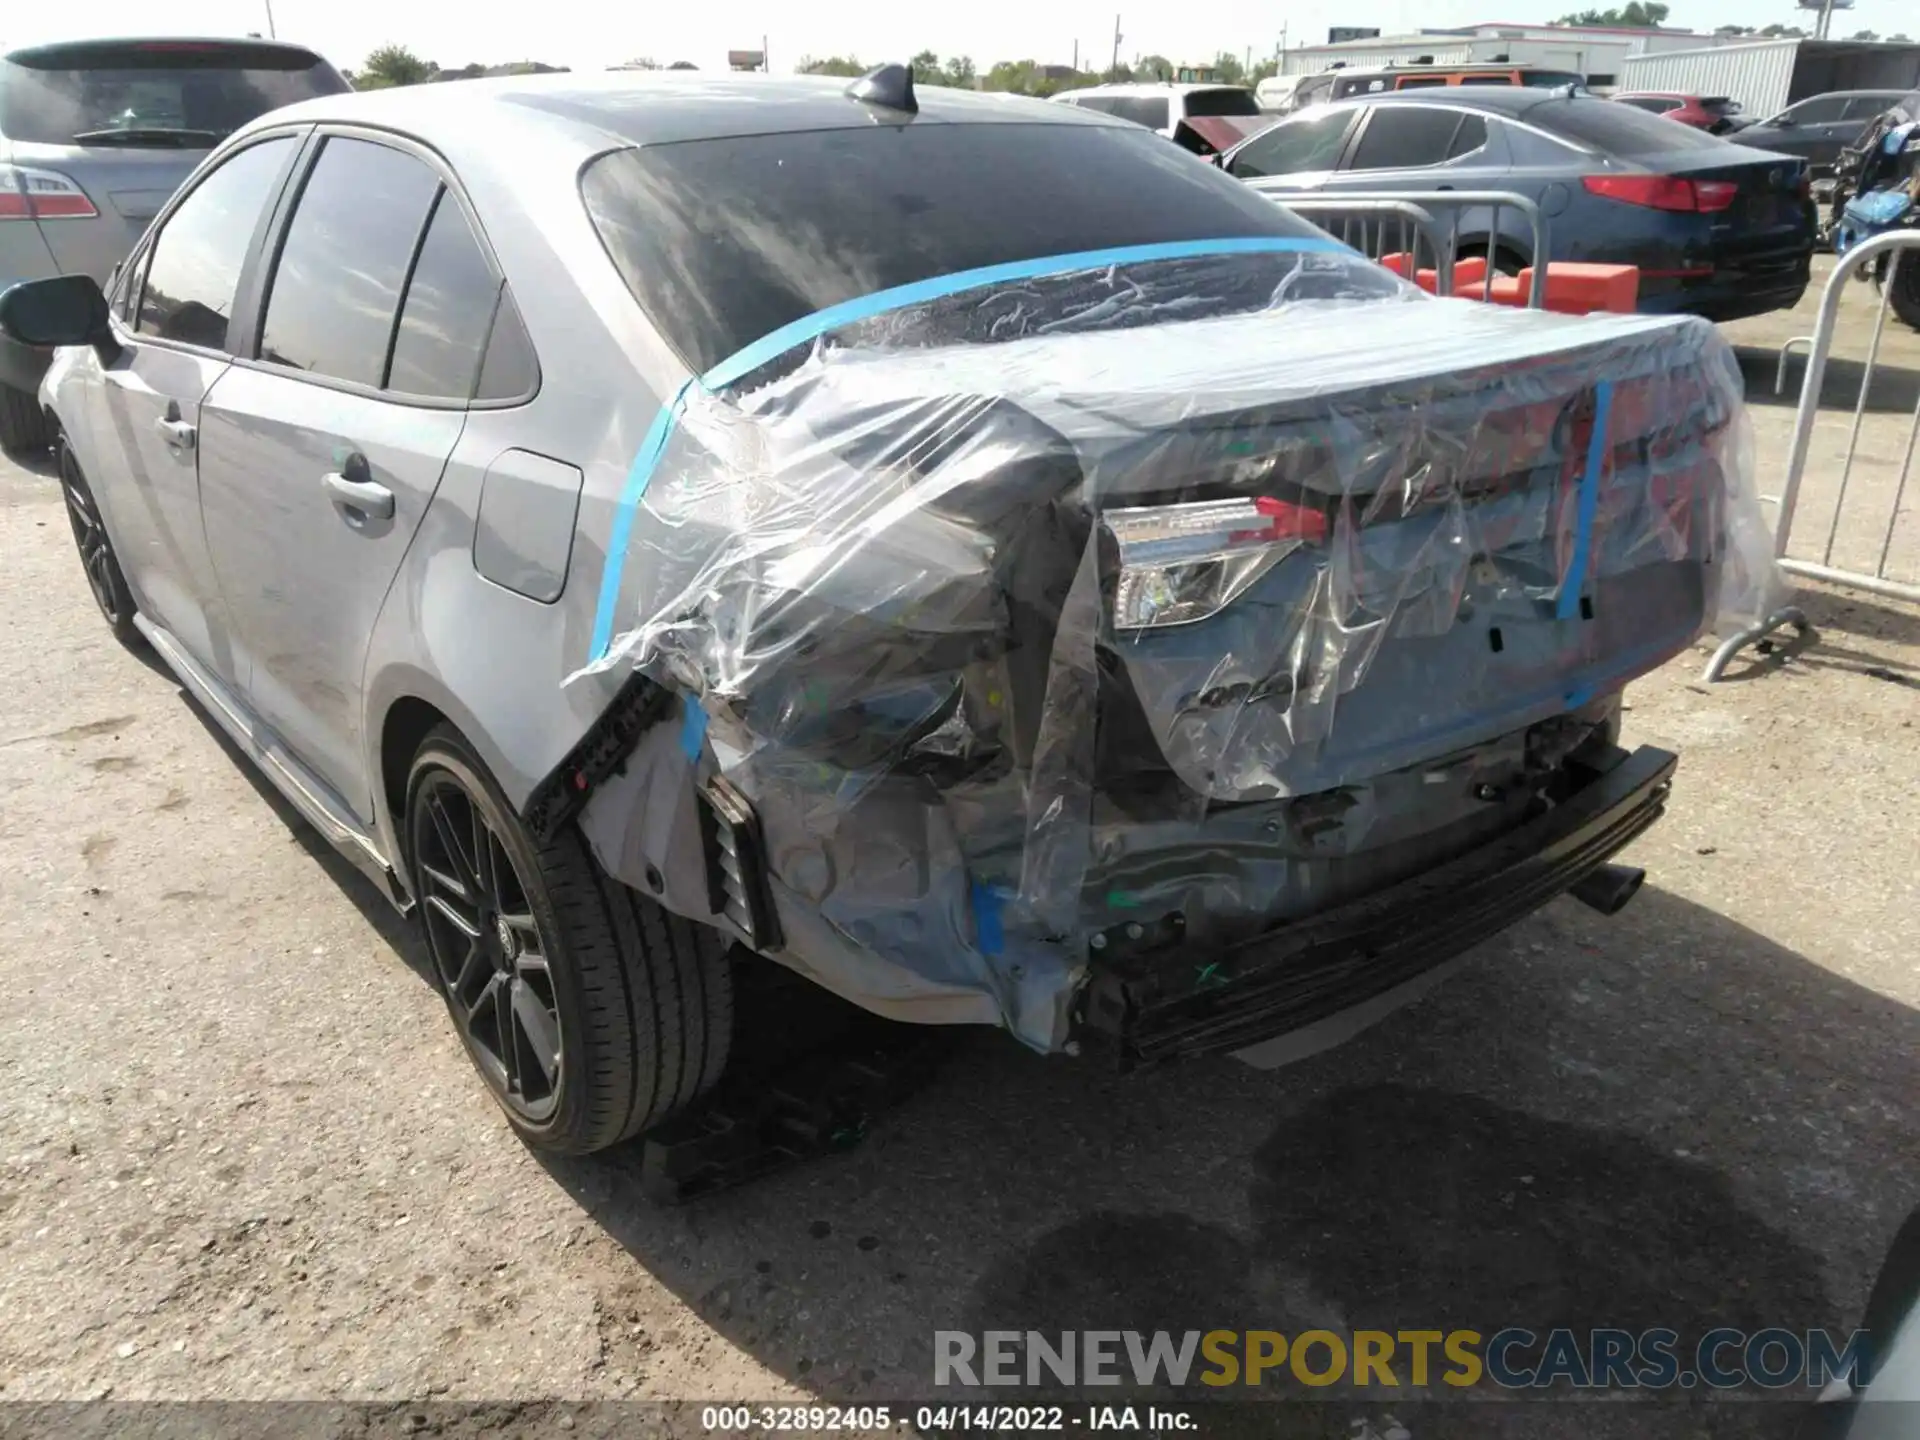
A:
[1557,378,1614,622]
[586,234,1351,664]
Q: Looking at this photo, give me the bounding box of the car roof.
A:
[3,35,328,64]
[1321,87,1567,116]
[256,70,1126,150]
[1066,82,1249,98]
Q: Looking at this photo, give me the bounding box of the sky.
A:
[0,0,1871,76]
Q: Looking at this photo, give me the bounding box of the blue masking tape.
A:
[1557,379,1613,622]
[678,697,708,760]
[971,880,1006,957]
[586,235,1350,663]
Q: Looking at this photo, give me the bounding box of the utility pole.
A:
[262,0,277,38]
[1112,15,1122,78]
[1073,38,1079,71]
[1814,0,1835,40]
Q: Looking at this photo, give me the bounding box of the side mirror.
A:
[1769,114,1796,129]
[0,274,113,348]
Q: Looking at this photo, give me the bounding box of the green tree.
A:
[797,55,867,77]
[1103,62,1136,83]
[1554,2,1670,25]
[1249,57,1279,85]
[356,44,437,89]
[1211,51,1247,85]
[942,54,977,87]
[667,61,698,70]
[1137,53,1174,81]
[1892,33,1913,41]
[910,49,942,79]
[1759,22,1807,36]
[1848,29,1879,40]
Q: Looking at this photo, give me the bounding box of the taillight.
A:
[0,163,98,221]
[1106,496,1325,630]
[1581,174,1737,213]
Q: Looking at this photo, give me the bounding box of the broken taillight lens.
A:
[1106,496,1325,630]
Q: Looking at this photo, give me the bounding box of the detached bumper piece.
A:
[522,673,673,843]
[698,776,783,951]
[1078,743,1677,1065]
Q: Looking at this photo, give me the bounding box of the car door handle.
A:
[154,417,196,451]
[323,470,395,522]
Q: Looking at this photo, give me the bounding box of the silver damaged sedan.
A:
[0,69,1767,1154]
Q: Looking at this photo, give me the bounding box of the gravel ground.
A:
[0,270,1915,1435]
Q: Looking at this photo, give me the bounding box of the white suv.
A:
[1052,82,1262,142]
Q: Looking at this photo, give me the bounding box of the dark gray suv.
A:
[0,36,347,452]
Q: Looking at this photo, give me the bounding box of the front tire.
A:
[58,437,140,647]
[405,726,732,1153]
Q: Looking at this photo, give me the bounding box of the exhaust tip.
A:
[1569,862,1646,917]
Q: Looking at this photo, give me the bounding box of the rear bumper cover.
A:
[1076,742,1676,1063]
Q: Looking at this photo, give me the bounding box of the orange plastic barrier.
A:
[1376,253,1639,315]
[1515,263,1641,316]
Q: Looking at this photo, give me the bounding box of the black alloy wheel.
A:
[412,768,564,1124]
[58,440,139,644]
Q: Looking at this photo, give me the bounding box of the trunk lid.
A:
[660,297,1766,804]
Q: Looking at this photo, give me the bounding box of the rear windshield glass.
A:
[1185,88,1261,118]
[582,122,1332,375]
[0,42,345,145]
[1526,96,1714,155]
[1520,71,1585,88]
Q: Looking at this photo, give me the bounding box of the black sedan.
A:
[1221,87,1818,323]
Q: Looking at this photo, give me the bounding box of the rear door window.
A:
[135,135,295,350]
[259,135,440,387]
[1841,94,1899,121]
[1346,106,1461,170]
[0,41,345,146]
[386,190,508,401]
[1448,113,1490,158]
[1619,96,1679,113]
[1227,107,1356,178]
[1783,96,1847,124]
[1460,75,1515,86]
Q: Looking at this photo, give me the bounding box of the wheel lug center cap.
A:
[494,914,517,963]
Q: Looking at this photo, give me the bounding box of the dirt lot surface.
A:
[0,263,1916,1435]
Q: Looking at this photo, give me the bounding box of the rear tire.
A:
[0,385,53,458]
[405,725,732,1154]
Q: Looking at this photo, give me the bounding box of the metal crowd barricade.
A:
[1702,230,1920,681]
[1274,189,1550,308]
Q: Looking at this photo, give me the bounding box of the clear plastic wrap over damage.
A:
[572,245,1777,1053]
